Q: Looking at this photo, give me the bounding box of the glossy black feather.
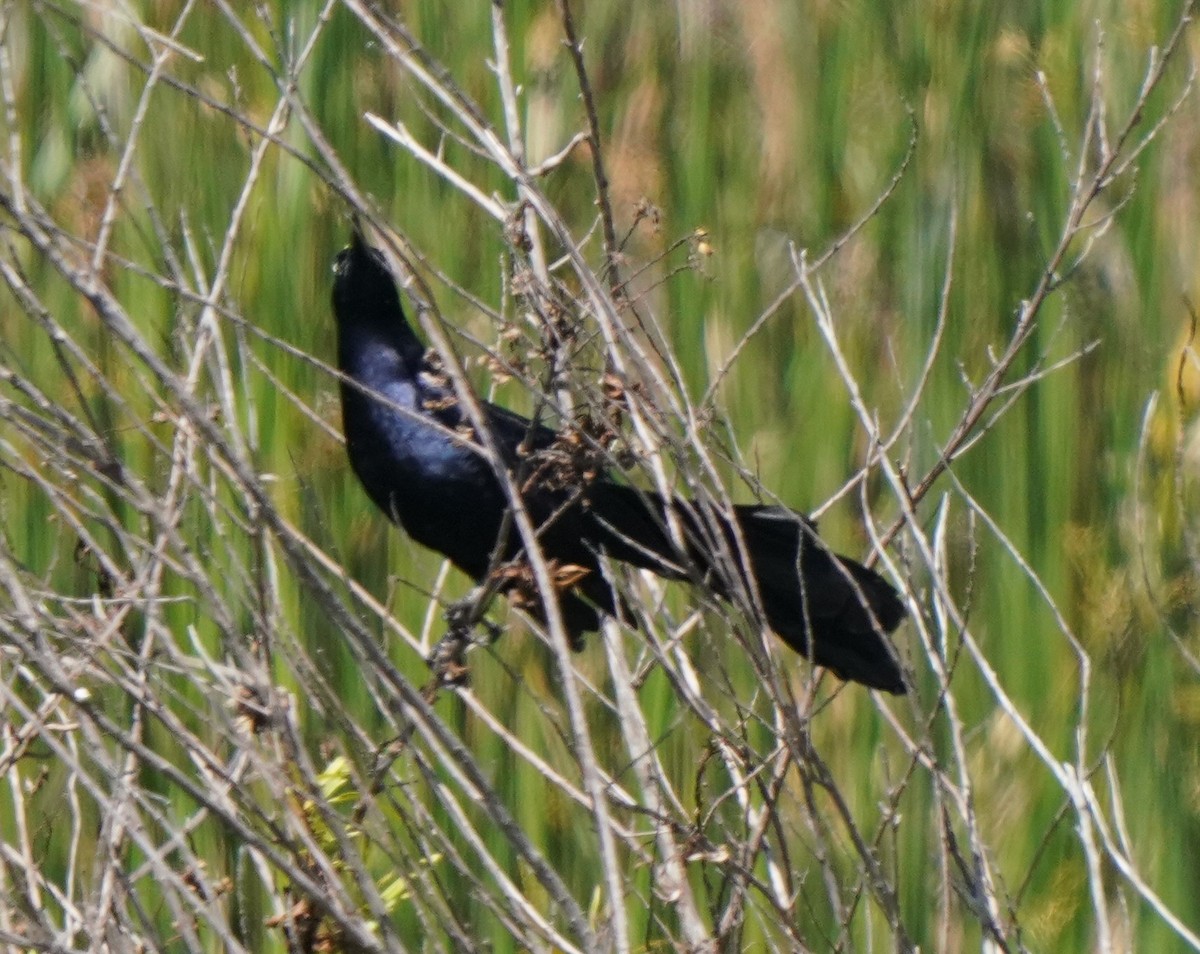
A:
[331,232,907,692]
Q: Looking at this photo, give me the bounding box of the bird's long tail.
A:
[733,505,906,692]
[583,485,907,692]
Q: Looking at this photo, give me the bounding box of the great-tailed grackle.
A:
[331,230,907,692]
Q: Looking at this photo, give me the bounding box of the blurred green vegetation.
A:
[4,0,1200,949]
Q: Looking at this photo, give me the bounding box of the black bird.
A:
[331,231,907,693]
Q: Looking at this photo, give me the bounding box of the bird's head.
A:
[331,229,404,328]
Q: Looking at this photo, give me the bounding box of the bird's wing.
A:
[482,401,561,456]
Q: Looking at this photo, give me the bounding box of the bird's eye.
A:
[333,247,351,276]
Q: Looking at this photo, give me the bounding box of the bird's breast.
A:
[340,377,508,575]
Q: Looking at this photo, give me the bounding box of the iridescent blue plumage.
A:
[331,231,907,691]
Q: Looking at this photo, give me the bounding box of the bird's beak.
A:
[349,215,370,254]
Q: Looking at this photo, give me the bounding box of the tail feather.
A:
[737,505,906,693]
[581,488,907,693]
